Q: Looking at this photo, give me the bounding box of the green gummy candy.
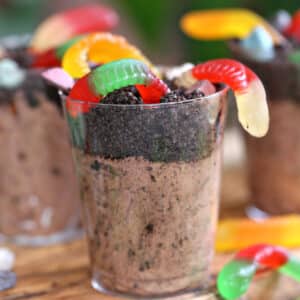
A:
[90,58,150,96]
[288,50,300,64]
[217,260,256,300]
[279,256,300,282]
[55,35,85,59]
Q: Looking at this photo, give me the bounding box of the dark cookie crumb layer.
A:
[69,84,226,162]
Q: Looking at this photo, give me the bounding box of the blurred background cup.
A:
[229,40,300,215]
[0,35,81,246]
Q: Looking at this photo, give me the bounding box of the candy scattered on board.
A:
[180,8,286,45]
[31,4,119,52]
[0,59,25,89]
[0,248,15,272]
[62,32,156,79]
[217,244,300,300]
[178,59,269,137]
[240,26,275,61]
[42,68,75,91]
[216,215,300,252]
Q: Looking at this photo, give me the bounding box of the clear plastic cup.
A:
[0,35,81,246]
[62,85,228,298]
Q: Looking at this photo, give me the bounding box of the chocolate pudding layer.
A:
[0,39,81,245]
[229,40,300,214]
[76,148,221,296]
[65,86,228,297]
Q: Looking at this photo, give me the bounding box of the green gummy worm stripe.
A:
[55,35,85,59]
[90,59,152,96]
[279,256,300,282]
[217,260,256,300]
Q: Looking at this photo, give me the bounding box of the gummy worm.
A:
[67,59,169,116]
[180,8,286,45]
[216,215,300,252]
[177,59,269,137]
[31,4,119,52]
[217,244,300,300]
[284,10,300,42]
[62,32,157,79]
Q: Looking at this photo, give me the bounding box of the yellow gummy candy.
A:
[181,8,285,45]
[216,215,300,252]
[63,32,156,78]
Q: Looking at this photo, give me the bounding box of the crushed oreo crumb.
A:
[160,88,205,103]
[160,89,186,103]
[163,79,178,90]
[91,160,101,171]
[145,223,154,234]
[102,86,143,105]
[185,89,205,99]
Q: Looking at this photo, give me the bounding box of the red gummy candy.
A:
[136,77,170,104]
[31,49,61,68]
[284,10,300,41]
[192,58,257,92]
[62,5,119,36]
[236,244,289,272]
[67,75,100,117]
[31,4,119,52]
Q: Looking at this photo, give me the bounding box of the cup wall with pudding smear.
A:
[0,35,81,246]
[62,86,228,298]
[229,40,300,215]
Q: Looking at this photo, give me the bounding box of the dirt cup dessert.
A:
[181,8,300,215]
[0,5,119,246]
[48,31,269,298]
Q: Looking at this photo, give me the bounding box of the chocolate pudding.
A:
[0,37,81,245]
[64,83,228,297]
[229,40,300,214]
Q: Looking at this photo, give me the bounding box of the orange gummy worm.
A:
[216,215,300,252]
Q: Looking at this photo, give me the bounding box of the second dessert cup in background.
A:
[0,35,81,246]
[0,4,120,246]
[229,40,300,214]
